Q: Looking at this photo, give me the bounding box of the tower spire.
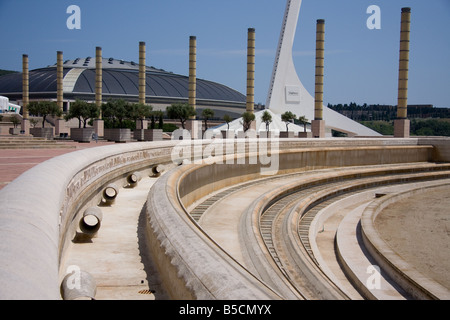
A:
[265,0,381,137]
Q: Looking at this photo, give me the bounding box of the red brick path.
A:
[0,141,116,191]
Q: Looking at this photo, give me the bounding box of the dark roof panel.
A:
[0,73,21,93]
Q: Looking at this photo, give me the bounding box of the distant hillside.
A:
[0,69,18,77]
[360,119,450,136]
[328,102,450,121]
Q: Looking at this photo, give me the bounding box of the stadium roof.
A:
[0,57,246,112]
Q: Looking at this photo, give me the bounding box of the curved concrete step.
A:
[185,161,450,300]
[360,182,450,300]
[336,200,410,299]
[246,165,450,299]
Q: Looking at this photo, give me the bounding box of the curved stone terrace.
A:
[0,136,449,300]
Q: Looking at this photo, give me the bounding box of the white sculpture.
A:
[266,0,381,137]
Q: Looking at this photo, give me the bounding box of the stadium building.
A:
[0,57,247,118]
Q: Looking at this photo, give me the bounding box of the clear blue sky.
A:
[0,0,449,107]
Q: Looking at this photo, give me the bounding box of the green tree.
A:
[360,120,394,135]
[410,119,450,137]
[261,110,272,132]
[223,114,232,130]
[166,103,196,129]
[298,115,309,132]
[241,111,255,132]
[281,111,296,131]
[150,110,164,130]
[10,115,21,128]
[158,111,164,130]
[27,101,62,128]
[30,118,39,128]
[201,108,215,131]
[102,99,129,128]
[415,127,434,136]
[129,103,153,129]
[65,99,99,128]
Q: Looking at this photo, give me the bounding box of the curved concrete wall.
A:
[157,141,432,299]
[146,168,282,299]
[360,184,450,300]
[0,141,178,299]
[178,144,432,208]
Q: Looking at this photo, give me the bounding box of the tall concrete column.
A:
[136,41,148,135]
[246,28,255,114]
[311,19,326,138]
[22,54,29,118]
[139,41,146,105]
[244,28,257,132]
[95,46,103,113]
[394,7,411,138]
[189,36,197,117]
[57,51,64,113]
[94,46,104,137]
[55,51,67,136]
[186,36,200,138]
[21,54,30,134]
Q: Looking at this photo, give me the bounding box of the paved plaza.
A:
[0,139,115,190]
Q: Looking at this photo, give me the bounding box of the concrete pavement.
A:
[0,139,116,191]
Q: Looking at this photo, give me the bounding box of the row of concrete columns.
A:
[311,8,412,138]
[20,7,411,138]
[20,43,137,136]
[245,8,411,138]
[19,28,256,137]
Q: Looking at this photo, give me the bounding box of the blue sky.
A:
[0,0,449,107]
